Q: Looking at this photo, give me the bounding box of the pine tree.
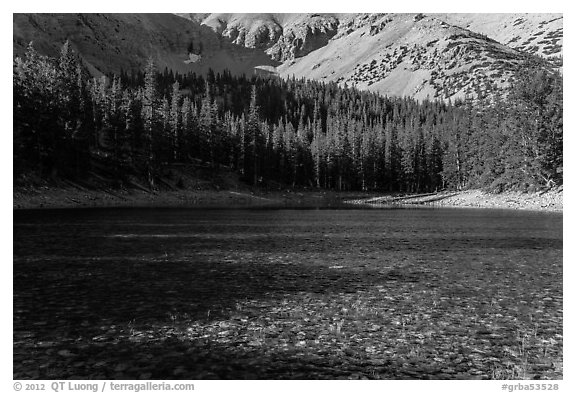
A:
[169,81,182,161]
[246,85,261,185]
[142,57,158,187]
[180,96,193,159]
[310,101,323,188]
[198,81,222,167]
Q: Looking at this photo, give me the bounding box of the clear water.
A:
[13,207,563,262]
[13,207,563,379]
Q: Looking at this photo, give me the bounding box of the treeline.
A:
[13,42,563,192]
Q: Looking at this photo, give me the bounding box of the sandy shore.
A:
[349,188,563,212]
[431,189,563,212]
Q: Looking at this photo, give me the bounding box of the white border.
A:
[4,3,572,393]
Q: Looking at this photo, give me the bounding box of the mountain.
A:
[177,13,347,62]
[191,13,562,62]
[275,13,526,101]
[13,13,278,76]
[13,13,562,101]
[434,13,562,61]
[192,13,562,100]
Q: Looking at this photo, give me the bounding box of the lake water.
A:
[13,207,563,260]
[13,207,563,379]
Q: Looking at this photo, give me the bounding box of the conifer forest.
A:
[14,42,563,193]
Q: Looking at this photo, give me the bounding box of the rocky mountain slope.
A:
[178,13,345,62]
[192,13,562,100]
[13,13,562,101]
[13,13,277,76]
[276,14,526,101]
[435,13,562,61]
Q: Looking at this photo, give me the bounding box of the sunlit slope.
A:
[435,13,562,60]
[194,13,556,100]
[277,14,526,101]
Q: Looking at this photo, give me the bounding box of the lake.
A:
[13,207,563,379]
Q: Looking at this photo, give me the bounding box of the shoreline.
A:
[348,189,563,212]
[13,186,562,212]
[13,187,278,210]
[12,186,373,210]
[434,189,563,212]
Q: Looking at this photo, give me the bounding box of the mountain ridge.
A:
[191,12,562,100]
[13,13,562,101]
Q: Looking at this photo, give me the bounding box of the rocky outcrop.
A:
[266,15,340,61]
[196,14,342,62]
[208,16,284,50]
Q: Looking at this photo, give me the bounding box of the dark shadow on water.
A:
[14,254,445,379]
[14,258,390,327]
[13,257,415,379]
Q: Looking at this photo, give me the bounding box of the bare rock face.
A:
[202,14,284,50]
[196,14,342,62]
[243,23,283,49]
[266,15,340,61]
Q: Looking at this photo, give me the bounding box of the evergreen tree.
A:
[169,81,182,161]
[246,85,261,185]
[142,57,158,186]
[13,42,562,194]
